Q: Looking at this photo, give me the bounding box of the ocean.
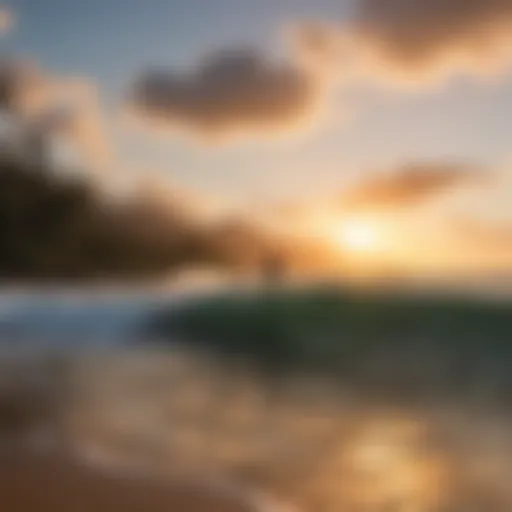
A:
[1,285,512,511]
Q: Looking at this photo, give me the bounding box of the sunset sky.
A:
[2,0,512,276]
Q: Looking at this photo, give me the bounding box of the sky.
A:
[7,0,512,196]
[1,0,512,277]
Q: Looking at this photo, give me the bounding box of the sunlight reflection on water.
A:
[3,344,512,511]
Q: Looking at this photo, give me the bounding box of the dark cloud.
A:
[0,57,335,281]
[0,145,292,281]
[0,153,192,280]
[355,0,512,79]
[339,163,485,212]
[128,47,327,141]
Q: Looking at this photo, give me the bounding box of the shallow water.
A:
[2,292,512,511]
[3,343,512,512]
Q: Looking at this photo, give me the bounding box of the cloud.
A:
[0,60,113,171]
[338,163,486,212]
[0,141,504,282]
[287,1,512,86]
[0,7,14,36]
[0,144,297,280]
[128,44,333,142]
[49,80,114,171]
[0,59,342,280]
[353,0,512,82]
[127,0,512,144]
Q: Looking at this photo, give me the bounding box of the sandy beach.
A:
[0,450,262,512]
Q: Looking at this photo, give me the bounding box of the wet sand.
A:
[0,451,260,512]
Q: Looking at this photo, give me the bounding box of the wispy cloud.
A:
[0,6,14,36]
[0,60,113,171]
[338,163,487,212]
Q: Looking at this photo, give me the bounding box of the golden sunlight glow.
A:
[337,218,380,253]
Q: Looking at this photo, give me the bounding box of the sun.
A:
[338,219,380,253]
